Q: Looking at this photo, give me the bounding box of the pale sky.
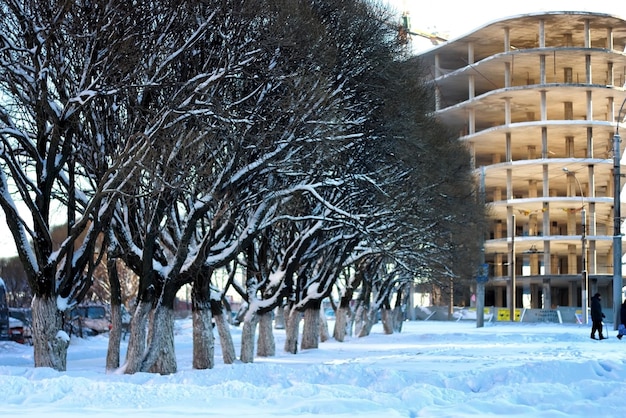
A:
[386,0,626,52]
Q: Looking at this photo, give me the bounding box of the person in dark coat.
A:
[617,300,626,340]
[590,293,606,340]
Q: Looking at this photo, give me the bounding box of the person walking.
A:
[590,293,606,340]
[617,300,626,340]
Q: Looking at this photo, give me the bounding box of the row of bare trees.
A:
[0,0,486,373]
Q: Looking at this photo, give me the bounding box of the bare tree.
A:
[0,0,156,370]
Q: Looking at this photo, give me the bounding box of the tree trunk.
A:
[381,307,393,335]
[392,305,404,333]
[333,306,350,342]
[145,305,176,374]
[214,312,236,364]
[256,311,275,357]
[107,302,123,370]
[319,309,330,342]
[32,295,69,371]
[355,304,373,338]
[123,300,151,374]
[240,313,258,363]
[192,307,214,369]
[301,307,320,350]
[106,257,123,371]
[274,305,285,330]
[284,307,302,354]
[192,269,215,369]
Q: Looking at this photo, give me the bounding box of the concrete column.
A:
[530,253,540,276]
[564,102,573,120]
[505,62,511,87]
[494,186,502,201]
[505,97,511,125]
[542,278,552,309]
[539,19,545,48]
[543,240,551,281]
[569,281,577,307]
[586,55,592,84]
[504,27,510,52]
[586,90,593,124]
[540,55,546,84]
[568,244,578,275]
[495,219,503,238]
[529,213,538,236]
[495,253,503,277]
[528,178,537,199]
[507,168,513,199]
[495,288,504,307]
[587,165,597,275]
[506,133,512,162]
[564,67,573,83]
[551,253,559,274]
[565,136,574,157]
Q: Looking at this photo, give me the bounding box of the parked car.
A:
[0,279,8,341]
[66,304,111,337]
[8,307,32,345]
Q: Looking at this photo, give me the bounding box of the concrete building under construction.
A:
[417,11,626,317]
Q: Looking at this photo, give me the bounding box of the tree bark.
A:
[123,300,151,374]
[355,304,373,338]
[333,306,353,342]
[146,305,176,374]
[392,305,404,333]
[192,307,214,369]
[107,302,123,370]
[32,296,68,371]
[240,313,258,363]
[319,309,330,342]
[256,311,275,357]
[381,307,393,335]
[214,312,236,364]
[284,307,302,354]
[274,305,286,330]
[301,307,320,350]
[106,257,122,371]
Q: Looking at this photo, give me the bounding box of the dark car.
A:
[0,280,8,341]
[8,307,32,345]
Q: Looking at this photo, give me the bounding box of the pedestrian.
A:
[617,300,626,340]
[590,292,606,340]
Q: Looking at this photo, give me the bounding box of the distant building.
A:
[418,11,626,311]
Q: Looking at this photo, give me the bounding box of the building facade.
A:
[418,12,626,312]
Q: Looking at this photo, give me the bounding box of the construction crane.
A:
[400,11,447,45]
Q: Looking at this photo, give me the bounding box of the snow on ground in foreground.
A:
[1,319,625,417]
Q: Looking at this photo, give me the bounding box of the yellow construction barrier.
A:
[496,308,522,322]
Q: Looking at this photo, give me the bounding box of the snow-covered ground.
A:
[1,318,625,417]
